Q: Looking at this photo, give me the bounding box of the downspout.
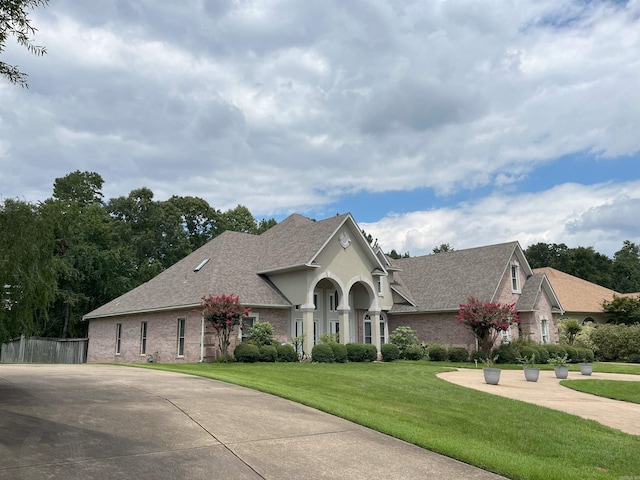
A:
[199,313,205,362]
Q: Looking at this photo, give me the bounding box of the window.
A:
[511,262,520,292]
[364,319,372,344]
[140,322,147,355]
[377,277,383,295]
[540,318,549,344]
[501,327,511,344]
[241,316,256,341]
[364,313,388,345]
[329,291,339,311]
[177,318,185,356]
[193,258,209,272]
[313,293,318,310]
[115,323,122,354]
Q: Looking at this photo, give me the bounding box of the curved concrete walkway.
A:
[0,364,506,480]
[438,368,640,435]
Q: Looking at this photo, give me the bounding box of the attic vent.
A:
[194,258,210,272]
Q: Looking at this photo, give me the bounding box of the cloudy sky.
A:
[1,0,638,258]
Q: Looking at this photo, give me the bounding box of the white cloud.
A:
[361,181,640,258]
[0,0,639,240]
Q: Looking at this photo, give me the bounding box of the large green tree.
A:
[0,0,48,87]
[612,241,640,294]
[0,198,55,343]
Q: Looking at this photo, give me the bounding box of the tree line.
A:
[524,241,640,294]
[0,170,277,343]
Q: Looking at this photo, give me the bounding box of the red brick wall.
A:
[87,309,202,364]
[88,307,291,363]
[388,312,478,352]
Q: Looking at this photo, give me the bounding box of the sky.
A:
[1,0,639,259]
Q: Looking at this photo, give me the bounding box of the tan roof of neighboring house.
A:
[533,267,620,313]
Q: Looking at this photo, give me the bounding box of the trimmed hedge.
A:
[428,344,448,361]
[381,343,400,362]
[329,342,348,363]
[275,343,299,362]
[544,344,567,359]
[563,345,580,363]
[259,345,278,362]
[364,344,378,362]
[531,345,550,364]
[234,342,260,363]
[448,346,469,363]
[495,343,518,364]
[312,343,334,363]
[404,344,424,360]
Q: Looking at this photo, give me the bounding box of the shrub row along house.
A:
[84,213,562,363]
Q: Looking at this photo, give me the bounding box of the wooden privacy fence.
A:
[1,335,88,364]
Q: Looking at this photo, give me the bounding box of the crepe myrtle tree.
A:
[199,294,251,357]
[455,296,519,357]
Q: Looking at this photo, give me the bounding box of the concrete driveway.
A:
[0,364,505,480]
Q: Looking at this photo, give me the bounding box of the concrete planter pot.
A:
[483,367,501,385]
[579,363,593,376]
[523,367,540,382]
[554,365,569,379]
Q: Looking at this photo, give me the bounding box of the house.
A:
[533,267,636,324]
[84,213,562,363]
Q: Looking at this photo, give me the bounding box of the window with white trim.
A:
[329,291,339,312]
[177,318,186,356]
[115,323,122,355]
[240,314,258,341]
[140,321,147,355]
[511,262,521,292]
[540,318,549,344]
[363,313,388,345]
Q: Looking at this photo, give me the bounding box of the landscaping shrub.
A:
[628,353,640,364]
[470,350,487,363]
[389,326,420,358]
[447,346,469,363]
[259,345,278,362]
[575,347,594,363]
[495,343,518,364]
[590,324,640,361]
[364,344,378,362]
[245,321,274,347]
[562,345,580,363]
[312,343,335,363]
[234,342,260,363]
[346,343,367,362]
[428,344,447,361]
[381,343,400,362]
[275,343,298,362]
[329,342,348,363]
[518,346,537,363]
[531,345,549,364]
[403,343,424,360]
[544,344,567,359]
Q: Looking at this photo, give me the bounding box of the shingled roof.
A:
[533,267,620,313]
[389,242,523,313]
[84,214,355,319]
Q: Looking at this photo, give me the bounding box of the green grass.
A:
[560,379,640,404]
[132,361,640,480]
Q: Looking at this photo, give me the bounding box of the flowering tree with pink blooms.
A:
[455,296,520,356]
[200,294,251,357]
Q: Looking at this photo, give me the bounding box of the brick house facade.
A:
[84,213,563,363]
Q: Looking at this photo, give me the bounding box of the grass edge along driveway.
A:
[136,362,639,480]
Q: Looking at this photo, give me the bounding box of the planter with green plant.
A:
[548,353,570,379]
[481,355,501,385]
[519,353,540,382]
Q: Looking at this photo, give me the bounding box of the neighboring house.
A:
[533,267,636,324]
[84,213,562,363]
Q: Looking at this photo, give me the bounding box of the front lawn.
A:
[138,361,640,480]
[561,379,640,404]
